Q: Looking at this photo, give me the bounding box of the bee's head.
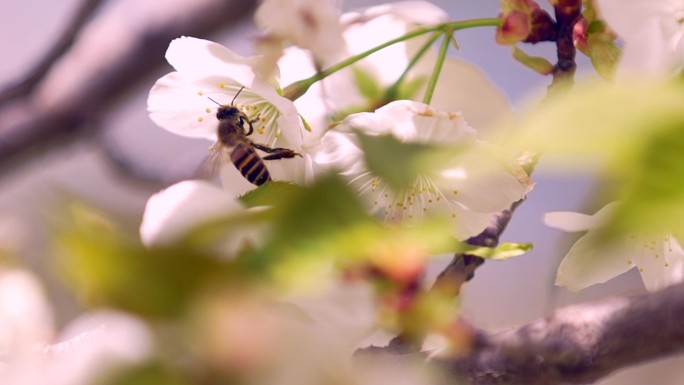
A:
[216,105,241,121]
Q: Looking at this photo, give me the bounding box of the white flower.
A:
[315,100,533,239]
[0,268,151,385]
[545,202,684,291]
[254,0,345,64]
[598,0,684,75]
[147,37,309,193]
[140,180,262,255]
[277,1,510,145]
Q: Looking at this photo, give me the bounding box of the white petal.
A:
[544,211,595,232]
[147,72,220,140]
[341,1,448,27]
[555,231,634,291]
[434,142,532,213]
[45,311,152,385]
[140,180,245,247]
[597,0,669,39]
[314,130,366,176]
[255,0,345,63]
[635,235,684,291]
[166,36,252,78]
[544,201,620,232]
[425,55,512,132]
[0,270,54,352]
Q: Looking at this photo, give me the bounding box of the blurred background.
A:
[1,0,682,383]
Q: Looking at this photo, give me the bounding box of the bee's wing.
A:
[194,145,226,180]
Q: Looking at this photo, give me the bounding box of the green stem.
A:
[384,31,442,101]
[282,18,501,101]
[422,31,451,105]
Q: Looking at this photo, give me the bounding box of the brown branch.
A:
[362,283,684,385]
[0,0,256,178]
[438,282,684,385]
[0,0,107,106]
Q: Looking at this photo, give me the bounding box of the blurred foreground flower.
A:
[147,37,308,194]
[316,100,533,239]
[0,269,151,385]
[140,180,261,254]
[598,0,684,75]
[546,202,684,291]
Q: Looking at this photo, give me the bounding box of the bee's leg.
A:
[245,114,260,137]
[253,143,301,160]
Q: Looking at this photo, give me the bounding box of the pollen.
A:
[198,117,204,122]
[451,213,456,218]
[219,81,226,89]
[257,127,265,134]
[205,108,212,113]
[198,90,204,96]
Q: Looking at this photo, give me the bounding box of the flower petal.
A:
[140,180,245,247]
[635,235,684,291]
[555,231,634,291]
[545,201,620,232]
[0,269,54,351]
[436,146,532,213]
[425,55,512,132]
[165,36,253,78]
[147,72,220,140]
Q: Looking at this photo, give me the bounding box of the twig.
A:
[0,0,256,179]
[0,0,107,106]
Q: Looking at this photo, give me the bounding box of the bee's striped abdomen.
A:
[230,143,271,186]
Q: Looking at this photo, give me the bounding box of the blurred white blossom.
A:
[546,202,684,291]
[140,180,263,256]
[315,100,533,239]
[0,269,151,385]
[598,0,684,75]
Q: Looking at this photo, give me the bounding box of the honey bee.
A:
[199,87,301,186]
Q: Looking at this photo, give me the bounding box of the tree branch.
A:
[363,283,684,385]
[437,282,684,384]
[0,0,107,106]
[0,0,256,178]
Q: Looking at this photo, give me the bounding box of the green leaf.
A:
[239,181,304,208]
[244,174,378,283]
[395,75,427,101]
[459,242,533,260]
[511,46,553,75]
[355,130,462,191]
[587,34,620,80]
[508,79,684,239]
[603,122,684,238]
[54,203,241,318]
[352,66,382,100]
[102,362,186,385]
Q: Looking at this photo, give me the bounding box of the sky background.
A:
[1,1,682,383]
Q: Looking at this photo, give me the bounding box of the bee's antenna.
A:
[231,86,246,106]
[207,97,222,106]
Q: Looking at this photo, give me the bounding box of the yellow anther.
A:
[198,90,204,96]
[219,81,226,88]
[198,117,204,122]
[205,108,212,113]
